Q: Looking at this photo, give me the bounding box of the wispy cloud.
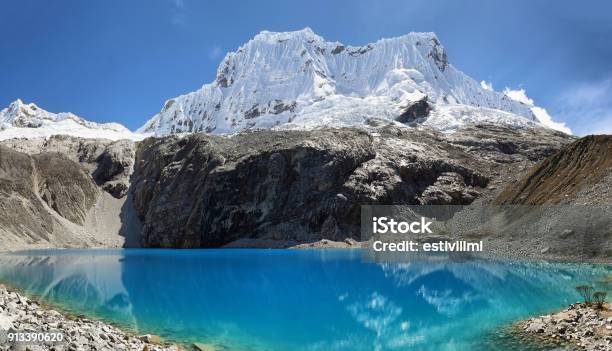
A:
[170,0,187,27]
[503,87,572,134]
[208,46,222,60]
[552,78,612,136]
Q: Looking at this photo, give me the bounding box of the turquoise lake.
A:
[0,249,609,350]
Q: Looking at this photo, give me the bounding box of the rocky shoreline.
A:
[518,302,612,350]
[0,284,181,351]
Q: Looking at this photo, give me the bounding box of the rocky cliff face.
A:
[2,135,136,198]
[0,145,98,247]
[0,123,587,255]
[130,125,571,248]
[0,120,580,254]
[0,136,142,250]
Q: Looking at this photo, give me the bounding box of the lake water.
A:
[0,249,609,351]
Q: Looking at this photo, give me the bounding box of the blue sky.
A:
[1,0,611,134]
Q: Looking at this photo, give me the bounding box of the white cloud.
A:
[480,80,493,91]
[503,87,572,134]
[503,87,534,106]
[530,106,572,134]
[553,78,612,136]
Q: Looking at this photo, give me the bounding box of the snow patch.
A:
[503,88,533,105]
[480,80,493,91]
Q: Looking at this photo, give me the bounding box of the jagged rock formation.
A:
[130,124,571,248]
[2,135,136,198]
[0,145,97,246]
[0,137,142,250]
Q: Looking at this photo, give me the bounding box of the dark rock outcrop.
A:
[397,98,431,124]
[132,129,376,247]
[131,125,572,248]
[0,123,576,252]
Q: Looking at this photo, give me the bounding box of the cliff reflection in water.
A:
[0,249,609,351]
[0,250,136,328]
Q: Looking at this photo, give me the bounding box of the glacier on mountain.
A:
[0,99,146,141]
[138,28,562,136]
[1,28,569,141]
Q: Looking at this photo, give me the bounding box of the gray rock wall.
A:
[131,125,571,248]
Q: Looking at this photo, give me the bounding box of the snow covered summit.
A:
[138,28,556,136]
[0,99,144,141]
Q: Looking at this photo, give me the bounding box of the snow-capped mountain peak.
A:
[0,100,144,141]
[138,28,552,136]
[2,99,96,128]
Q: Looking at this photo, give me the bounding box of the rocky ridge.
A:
[0,145,98,248]
[0,100,143,142]
[479,135,612,261]
[130,124,571,248]
[0,136,141,251]
[2,135,136,198]
[496,135,612,206]
[1,121,593,259]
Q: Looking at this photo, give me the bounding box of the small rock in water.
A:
[193,343,218,351]
[139,334,162,344]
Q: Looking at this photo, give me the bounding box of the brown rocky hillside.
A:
[496,135,612,205]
